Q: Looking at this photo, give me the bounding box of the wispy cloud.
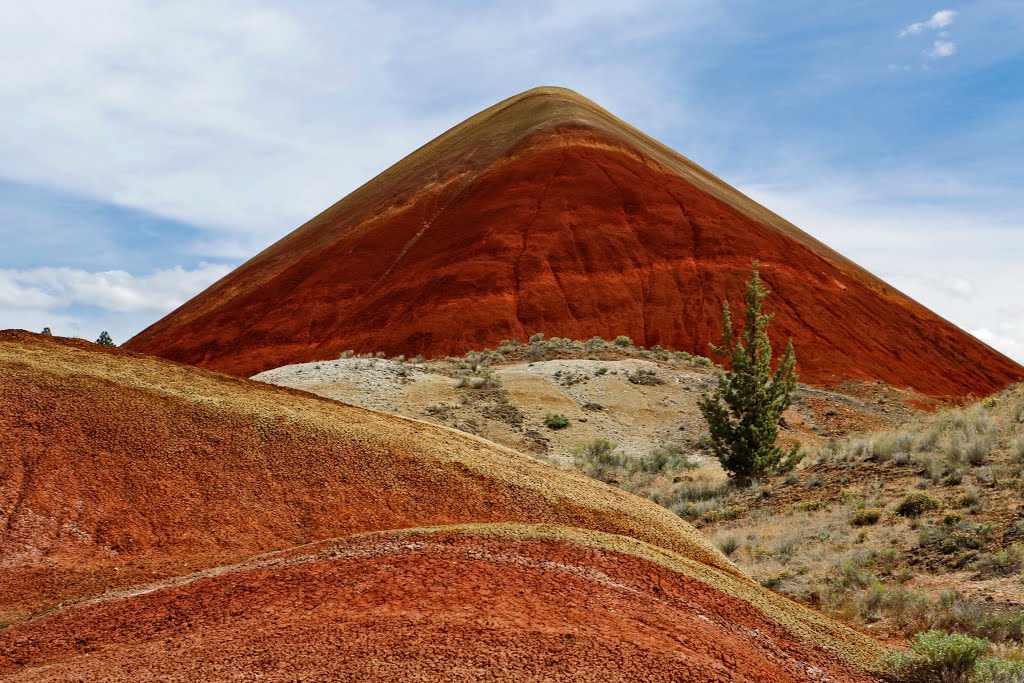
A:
[0,262,232,343]
[899,9,958,37]
[927,40,957,58]
[898,9,959,60]
[0,263,231,314]
[0,1,706,248]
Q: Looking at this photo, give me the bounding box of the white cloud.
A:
[927,40,957,58]
[0,1,707,251]
[740,177,1024,365]
[0,263,230,314]
[885,274,975,302]
[899,9,958,37]
[971,323,1024,360]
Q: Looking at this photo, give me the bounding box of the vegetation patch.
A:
[885,630,1024,683]
[850,508,883,526]
[895,493,940,518]
[544,413,570,430]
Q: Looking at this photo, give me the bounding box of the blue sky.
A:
[1,1,1022,361]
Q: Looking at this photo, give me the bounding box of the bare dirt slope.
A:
[124,86,1023,398]
[0,525,884,682]
[0,331,888,680]
[0,331,730,627]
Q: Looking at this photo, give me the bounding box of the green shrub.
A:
[971,545,1024,577]
[529,332,545,343]
[544,413,570,429]
[701,505,744,524]
[974,657,1024,682]
[638,444,697,474]
[850,508,883,526]
[612,335,633,347]
[919,521,990,555]
[573,438,622,466]
[572,439,626,482]
[789,500,826,513]
[718,505,745,520]
[870,434,897,462]
[896,492,940,518]
[886,630,989,683]
[917,428,941,452]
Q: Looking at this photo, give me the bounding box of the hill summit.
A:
[125,86,1023,397]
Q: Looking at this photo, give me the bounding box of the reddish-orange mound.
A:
[125,87,1023,398]
[0,331,735,627]
[0,528,880,682]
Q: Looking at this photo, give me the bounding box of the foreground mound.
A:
[0,331,730,626]
[0,524,884,681]
[124,86,1022,398]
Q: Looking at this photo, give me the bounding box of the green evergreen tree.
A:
[698,261,801,486]
[40,327,52,336]
[95,331,115,346]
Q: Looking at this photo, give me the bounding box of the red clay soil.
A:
[124,87,1023,398]
[0,529,880,682]
[0,331,734,627]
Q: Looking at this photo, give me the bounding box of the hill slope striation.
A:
[0,332,886,679]
[0,525,884,681]
[0,330,729,626]
[124,87,1023,398]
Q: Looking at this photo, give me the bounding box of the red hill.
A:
[125,87,1023,398]
[1,527,881,682]
[0,332,884,679]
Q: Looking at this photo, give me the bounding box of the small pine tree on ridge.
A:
[698,261,801,486]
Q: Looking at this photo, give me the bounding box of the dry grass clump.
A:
[814,387,1022,477]
[569,438,713,514]
[495,334,715,367]
[626,368,664,385]
[850,508,883,526]
[819,552,1024,644]
[1011,437,1024,463]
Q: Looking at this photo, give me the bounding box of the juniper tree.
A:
[95,331,115,346]
[40,327,52,336]
[698,261,800,486]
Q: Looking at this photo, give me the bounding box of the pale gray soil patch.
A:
[257,357,767,465]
